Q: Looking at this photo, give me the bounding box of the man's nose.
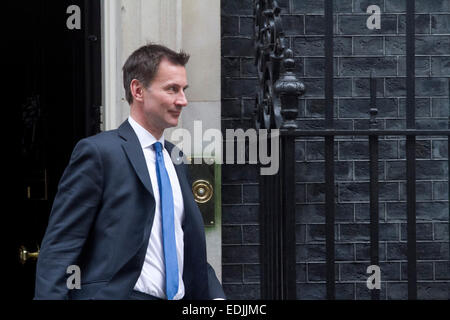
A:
[176,91,188,107]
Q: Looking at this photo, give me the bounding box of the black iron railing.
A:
[254,0,450,300]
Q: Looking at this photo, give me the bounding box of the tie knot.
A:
[153,142,163,153]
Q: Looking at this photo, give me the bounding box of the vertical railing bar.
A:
[324,0,336,300]
[282,135,297,299]
[369,77,380,300]
[406,0,418,300]
[447,79,450,292]
[274,151,281,299]
[269,172,275,299]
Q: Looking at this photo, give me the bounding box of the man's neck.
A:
[129,111,164,140]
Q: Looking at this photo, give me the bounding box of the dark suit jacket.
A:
[34,120,225,300]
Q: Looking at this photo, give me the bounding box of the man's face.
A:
[138,58,188,137]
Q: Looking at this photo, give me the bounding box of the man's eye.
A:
[167,86,177,92]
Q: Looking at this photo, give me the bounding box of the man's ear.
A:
[130,79,145,103]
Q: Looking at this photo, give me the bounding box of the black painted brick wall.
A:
[221,0,450,300]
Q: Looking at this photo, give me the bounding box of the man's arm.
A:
[207,263,226,299]
[34,138,103,299]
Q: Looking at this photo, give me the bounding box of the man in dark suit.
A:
[34,43,225,300]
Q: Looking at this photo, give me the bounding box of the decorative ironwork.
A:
[254,0,305,130]
[254,0,449,301]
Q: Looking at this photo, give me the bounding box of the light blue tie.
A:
[153,142,179,300]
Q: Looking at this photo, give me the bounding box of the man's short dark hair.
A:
[122,43,190,105]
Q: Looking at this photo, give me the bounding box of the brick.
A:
[296,263,307,282]
[353,78,385,97]
[292,0,323,14]
[434,222,449,240]
[282,15,305,36]
[340,57,397,76]
[306,183,326,202]
[354,0,384,13]
[296,162,324,182]
[355,243,387,261]
[431,57,450,76]
[222,37,253,57]
[222,164,258,183]
[435,261,450,280]
[222,98,241,118]
[339,223,370,241]
[380,261,402,280]
[354,161,385,181]
[385,0,406,13]
[386,282,408,300]
[221,16,239,36]
[417,160,448,180]
[222,245,260,264]
[304,57,339,76]
[242,225,259,244]
[335,283,355,300]
[222,225,242,244]
[335,243,355,261]
[239,17,254,36]
[416,0,450,13]
[386,0,450,13]
[222,265,243,283]
[399,181,432,201]
[433,181,449,200]
[355,282,387,300]
[398,98,431,118]
[340,262,369,281]
[431,14,450,34]
[416,36,450,55]
[297,283,326,300]
[398,14,431,34]
[222,205,259,224]
[242,184,259,203]
[398,140,431,159]
[432,140,448,159]
[296,243,326,262]
[387,242,408,260]
[222,77,257,98]
[293,37,324,56]
[222,284,261,300]
[338,14,397,35]
[385,36,406,55]
[380,222,400,241]
[417,283,449,300]
[306,223,338,242]
[296,224,307,244]
[296,204,325,223]
[353,36,384,55]
[400,261,434,280]
[416,77,449,96]
[221,0,253,15]
[398,56,431,76]
[417,242,449,260]
[243,264,260,283]
[222,184,242,204]
[400,223,433,241]
[418,197,449,222]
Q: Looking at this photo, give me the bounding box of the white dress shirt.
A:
[129,116,185,300]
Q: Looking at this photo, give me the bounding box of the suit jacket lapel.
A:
[118,120,154,198]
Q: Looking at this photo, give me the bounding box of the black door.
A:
[5,0,101,300]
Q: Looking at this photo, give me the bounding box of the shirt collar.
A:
[128,116,165,149]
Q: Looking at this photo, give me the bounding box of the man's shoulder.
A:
[74,129,121,155]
